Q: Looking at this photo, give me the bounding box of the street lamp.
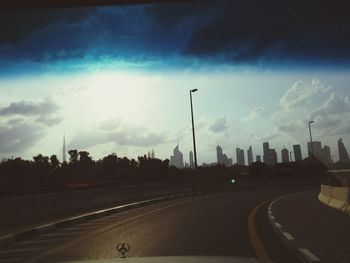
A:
[308,120,314,159]
[190,89,198,169]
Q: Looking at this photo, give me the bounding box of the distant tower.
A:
[338,138,350,163]
[281,147,290,163]
[62,134,66,163]
[151,149,155,159]
[147,151,151,159]
[293,144,302,161]
[247,146,253,166]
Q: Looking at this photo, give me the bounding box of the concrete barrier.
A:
[318,184,350,214]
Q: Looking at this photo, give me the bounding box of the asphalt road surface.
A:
[0,187,312,263]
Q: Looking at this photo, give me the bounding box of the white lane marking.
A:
[274,222,282,228]
[270,216,275,220]
[299,248,320,261]
[0,247,45,254]
[282,232,294,240]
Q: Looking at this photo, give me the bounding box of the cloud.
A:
[209,117,228,133]
[0,120,44,154]
[279,79,330,109]
[184,1,350,63]
[69,119,167,150]
[241,107,268,122]
[0,98,62,127]
[0,97,62,154]
[1,1,350,75]
[265,79,350,139]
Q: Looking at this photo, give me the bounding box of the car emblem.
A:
[117,242,130,258]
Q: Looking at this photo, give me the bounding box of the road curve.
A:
[0,187,311,263]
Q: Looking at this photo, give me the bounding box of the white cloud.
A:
[279,79,330,109]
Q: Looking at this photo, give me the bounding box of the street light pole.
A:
[308,120,314,159]
[190,89,198,169]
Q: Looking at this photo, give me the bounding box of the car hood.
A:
[61,256,274,263]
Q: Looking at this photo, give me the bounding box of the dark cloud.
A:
[0,98,62,127]
[1,0,350,72]
[0,98,58,116]
[0,120,44,154]
[184,0,350,63]
[0,9,93,45]
[209,117,228,133]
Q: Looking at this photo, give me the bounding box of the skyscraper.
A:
[307,141,322,160]
[189,151,194,169]
[236,147,245,165]
[216,145,232,167]
[256,155,261,162]
[151,149,155,159]
[170,145,184,168]
[281,148,289,163]
[293,144,302,161]
[263,142,278,165]
[338,138,350,163]
[247,146,253,166]
[321,145,332,164]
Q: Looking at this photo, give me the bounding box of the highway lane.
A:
[0,187,312,263]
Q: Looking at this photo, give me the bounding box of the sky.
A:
[0,0,350,164]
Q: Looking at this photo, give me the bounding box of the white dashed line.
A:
[282,232,294,240]
[274,222,282,228]
[299,248,320,261]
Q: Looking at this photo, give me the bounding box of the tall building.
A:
[338,138,350,163]
[151,149,155,159]
[293,144,302,161]
[263,142,269,159]
[321,145,332,164]
[256,155,261,162]
[236,147,245,165]
[247,146,253,166]
[216,145,232,167]
[263,142,278,165]
[281,148,290,163]
[307,141,322,160]
[189,151,194,169]
[170,145,184,168]
[147,151,151,159]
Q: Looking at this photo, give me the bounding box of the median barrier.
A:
[318,184,350,214]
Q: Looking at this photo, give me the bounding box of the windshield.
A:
[1,1,349,263]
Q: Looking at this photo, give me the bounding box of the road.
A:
[0,187,312,263]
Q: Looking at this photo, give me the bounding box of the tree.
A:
[50,155,60,169]
[79,151,92,163]
[68,150,78,163]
